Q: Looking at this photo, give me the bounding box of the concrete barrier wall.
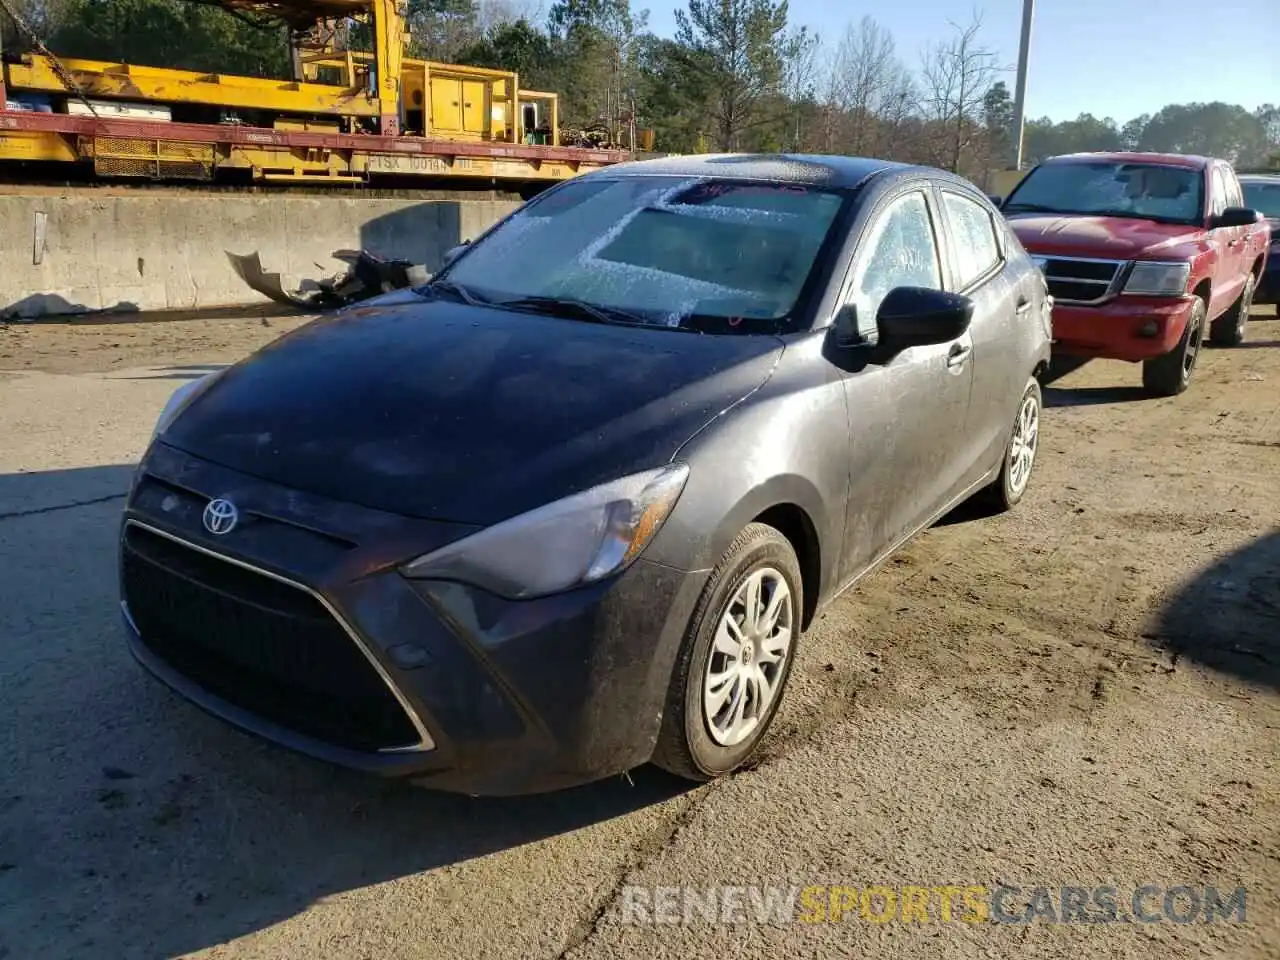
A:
[0,194,523,319]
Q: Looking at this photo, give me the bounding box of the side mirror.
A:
[441,239,471,267]
[1209,206,1261,230]
[876,287,974,354]
[833,303,860,346]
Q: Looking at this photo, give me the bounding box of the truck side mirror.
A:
[1209,206,1261,229]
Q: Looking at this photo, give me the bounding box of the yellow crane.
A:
[0,0,625,186]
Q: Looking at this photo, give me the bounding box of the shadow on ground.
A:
[1043,384,1152,408]
[0,293,139,321]
[0,464,693,960]
[1037,357,1159,409]
[1148,528,1280,692]
[120,363,228,382]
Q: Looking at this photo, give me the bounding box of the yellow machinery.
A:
[0,0,624,185]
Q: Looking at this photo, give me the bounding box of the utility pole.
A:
[1010,0,1035,170]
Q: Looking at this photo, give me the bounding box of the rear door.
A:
[832,184,975,578]
[935,186,1022,479]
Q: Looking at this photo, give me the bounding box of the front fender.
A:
[644,335,849,604]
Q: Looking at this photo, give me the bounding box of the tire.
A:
[651,523,802,782]
[1142,296,1206,397]
[979,377,1042,512]
[1209,274,1254,347]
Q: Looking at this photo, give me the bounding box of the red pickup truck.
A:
[1000,152,1271,396]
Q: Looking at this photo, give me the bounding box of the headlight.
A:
[1122,261,1191,297]
[401,463,690,599]
[151,370,223,441]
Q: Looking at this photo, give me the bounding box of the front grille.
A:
[122,525,420,752]
[1042,257,1124,305]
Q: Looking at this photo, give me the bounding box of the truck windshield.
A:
[1242,180,1280,219]
[1004,161,1204,225]
[437,175,847,332]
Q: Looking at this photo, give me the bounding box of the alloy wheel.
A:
[1183,312,1202,378]
[702,567,794,748]
[1007,392,1040,498]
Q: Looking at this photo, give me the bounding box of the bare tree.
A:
[825,16,903,156]
[780,24,820,151]
[918,11,1003,173]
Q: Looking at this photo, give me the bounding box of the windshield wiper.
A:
[495,295,651,327]
[1002,202,1065,213]
[416,278,488,306]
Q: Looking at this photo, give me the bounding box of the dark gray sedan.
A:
[120,154,1052,795]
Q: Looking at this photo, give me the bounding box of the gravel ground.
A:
[1,307,1277,960]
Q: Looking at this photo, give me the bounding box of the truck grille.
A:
[121,524,421,753]
[1041,257,1125,305]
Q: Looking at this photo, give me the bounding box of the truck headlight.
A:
[1122,261,1191,297]
[401,464,690,599]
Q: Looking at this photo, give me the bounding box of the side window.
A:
[1209,168,1228,217]
[942,191,1003,289]
[846,191,942,337]
[1224,171,1244,209]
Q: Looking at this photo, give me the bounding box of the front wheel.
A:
[1142,296,1206,397]
[652,523,802,782]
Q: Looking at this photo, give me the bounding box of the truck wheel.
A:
[652,523,802,782]
[1142,297,1205,397]
[1209,274,1254,346]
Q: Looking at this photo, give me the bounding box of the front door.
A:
[832,186,975,581]
[1209,164,1246,314]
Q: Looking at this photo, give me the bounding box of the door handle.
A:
[1014,298,1032,315]
[946,342,972,369]
[1227,239,1241,248]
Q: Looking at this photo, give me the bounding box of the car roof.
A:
[1040,151,1214,170]
[579,152,960,190]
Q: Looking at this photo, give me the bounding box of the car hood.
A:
[1007,213,1204,260]
[162,298,783,525]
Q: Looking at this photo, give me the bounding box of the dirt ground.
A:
[0,306,1277,960]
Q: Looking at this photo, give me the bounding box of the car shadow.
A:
[0,464,695,960]
[1146,528,1280,692]
[1042,384,1152,408]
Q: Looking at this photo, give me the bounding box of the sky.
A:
[641,0,1280,124]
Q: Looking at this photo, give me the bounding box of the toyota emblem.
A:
[202,498,239,536]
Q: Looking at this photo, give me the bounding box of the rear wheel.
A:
[1209,274,1254,346]
[980,377,1042,512]
[1142,296,1206,397]
[652,523,802,782]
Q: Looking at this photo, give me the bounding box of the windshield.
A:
[439,175,847,332]
[1005,161,1204,224]
[1242,180,1280,219]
